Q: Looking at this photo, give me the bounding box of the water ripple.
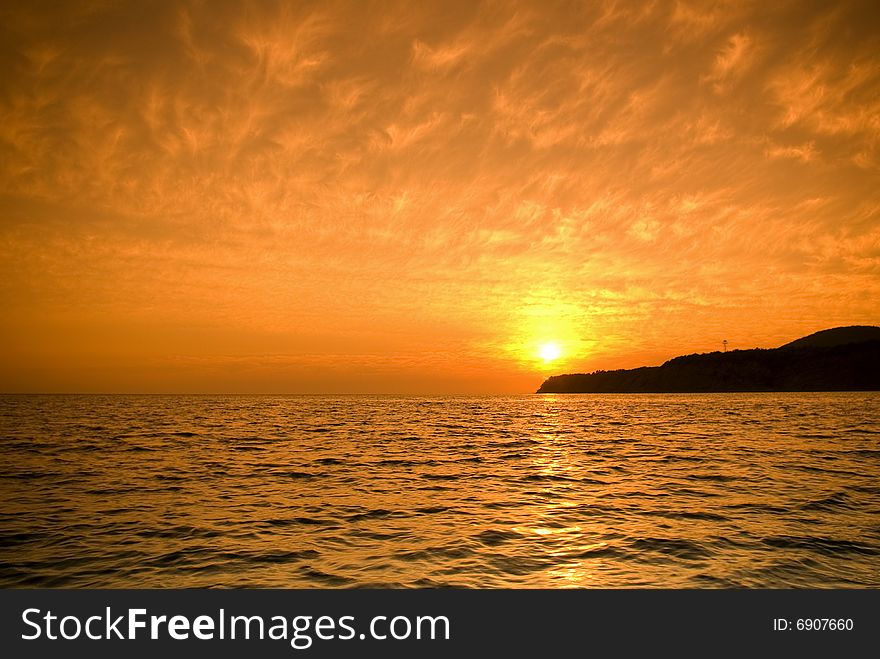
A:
[0,392,877,588]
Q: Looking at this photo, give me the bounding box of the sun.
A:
[538,341,562,362]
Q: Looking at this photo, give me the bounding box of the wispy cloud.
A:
[1,0,878,392]
[703,32,756,93]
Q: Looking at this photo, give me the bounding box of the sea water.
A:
[0,393,877,587]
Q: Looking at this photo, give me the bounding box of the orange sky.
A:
[1,1,879,393]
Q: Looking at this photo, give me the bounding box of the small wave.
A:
[629,537,712,560]
[345,509,404,522]
[374,459,425,467]
[674,487,722,497]
[483,501,519,509]
[260,517,337,527]
[572,545,624,559]
[687,473,736,483]
[489,555,547,576]
[793,464,863,477]
[661,454,704,463]
[314,457,345,466]
[246,549,320,563]
[723,502,789,514]
[409,577,470,588]
[84,487,140,495]
[0,532,41,548]
[799,491,852,512]
[689,573,742,587]
[4,572,81,588]
[660,510,729,522]
[276,471,317,480]
[4,470,57,480]
[760,535,878,556]
[474,529,522,546]
[135,525,221,540]
[397,546,474,562]
[846,449,880,458]
[413,484,454,492]
[297,567,354,587]
[579,477,610,485]
[415,506,450,514]
[146,548,214,568]
[520,474,579,483]
[348,529,401,541]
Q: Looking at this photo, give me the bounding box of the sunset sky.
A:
[1,0,879,393]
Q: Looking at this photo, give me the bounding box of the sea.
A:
[0,393,877,588]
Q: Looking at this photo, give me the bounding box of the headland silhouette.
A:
[537,326,880,393]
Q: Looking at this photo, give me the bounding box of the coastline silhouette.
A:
[537,326,880,393]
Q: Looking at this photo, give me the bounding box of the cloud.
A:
[765,142,818,163]
[703,32,756,93]
[1,0,878,392]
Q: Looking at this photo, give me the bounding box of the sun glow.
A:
[3,2,876,396]
[539,342,562,362]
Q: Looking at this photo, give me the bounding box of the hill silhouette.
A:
[779,325,880,350]
[537,326,880,393]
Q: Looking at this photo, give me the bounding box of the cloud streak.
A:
[1,0,879,392]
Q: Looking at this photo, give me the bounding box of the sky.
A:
[1,0,879,393]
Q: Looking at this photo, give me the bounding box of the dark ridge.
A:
[779,325,880,350]
[537,326,880,393]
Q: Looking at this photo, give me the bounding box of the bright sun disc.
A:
[539,342,562,362]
